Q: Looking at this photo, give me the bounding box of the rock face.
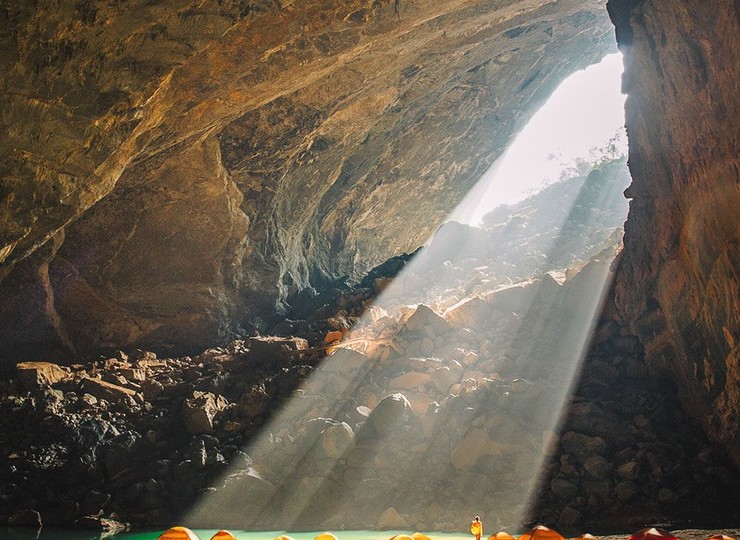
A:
[607,0,740,467]
[0,0,616,361]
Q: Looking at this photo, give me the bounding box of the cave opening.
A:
[457,52,627,226]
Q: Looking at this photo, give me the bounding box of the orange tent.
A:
[489,533,516,540]
[628,528,678,540]
[412,534,433,540]
[210,532,237,540]
[157,527,201,540]
[708,536,735,540]
[315,534,338,540]
[517,526,565,540]
[388,536,415,540]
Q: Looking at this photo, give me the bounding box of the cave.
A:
[0,0,738,537]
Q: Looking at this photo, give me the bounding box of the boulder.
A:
[551,477,578,501]
[431,366,460,394]
[389,371,432,392]
[315,422,355,463]
[404,305,451,336]
[559,431,606,462]
[16,361,68,390]
[362,393,412,438]
[245,336,309,368]
[451,429,492,469]
[376,507,408,530]
[615,480,639,502]
[120,368,146,382]
[183,391,229,434]
[354,478,396,503]
[483,280,538,312]
[583,456,613,480]
[240,384,271,418]
[80,377,140,403]
[445,296,491,329]
[616,460,641,480]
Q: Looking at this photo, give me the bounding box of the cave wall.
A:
[607,0,740,467]
[0,0,616,360]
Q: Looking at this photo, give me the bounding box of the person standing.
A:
[470,515,483,540]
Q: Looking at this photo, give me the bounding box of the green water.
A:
[3,529,472,540]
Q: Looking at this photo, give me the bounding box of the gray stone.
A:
[404,305,452,336]
[315,421,355,464]
[560,431,607,462]
[583,455,613,479]
[551,477,579,502]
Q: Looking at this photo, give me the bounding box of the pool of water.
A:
[2,529,473,540]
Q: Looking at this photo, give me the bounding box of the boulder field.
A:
[2,229,739,531]
[0,0,738,533]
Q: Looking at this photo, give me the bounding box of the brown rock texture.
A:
[607,0,740,466]
[0,0,616,360]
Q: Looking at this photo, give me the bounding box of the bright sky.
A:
[458,53,626,225]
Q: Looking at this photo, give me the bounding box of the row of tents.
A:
[157,525,737,540]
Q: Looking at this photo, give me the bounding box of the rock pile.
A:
[187,253,740,532]
[1,162,738,532]
[0,338,320,530]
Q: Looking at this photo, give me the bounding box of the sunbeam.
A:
[185,54,630,537]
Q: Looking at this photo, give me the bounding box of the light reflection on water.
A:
[2,529,472,540]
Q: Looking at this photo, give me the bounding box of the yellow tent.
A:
[489,533,516,540]
[517,525,565,540]
[157,527,201,540]
[210,532,237,540]
[388,535,414,540]
[315,534,338,540]
[412,534,433,540]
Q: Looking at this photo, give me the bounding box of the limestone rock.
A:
[484,281,538,313]
[404,305,452,337]
[0,0,616,361]
[583,456,613,480]
[560,432,606,462]
[445,296,491,329]
[376,507,408,530]
[608,0,740,468]
[240,384,271,418]
[363,393,411,438]
[16,361,68,390]
[246,336,309,368]
[183,391,229,435]
[80,377,140,403]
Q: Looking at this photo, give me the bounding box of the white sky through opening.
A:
[459,53,626,225]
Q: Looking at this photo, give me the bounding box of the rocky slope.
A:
[0,0,616,362]
[3,244,739,533]
[606,0,740,468]
[2,165,739,532]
